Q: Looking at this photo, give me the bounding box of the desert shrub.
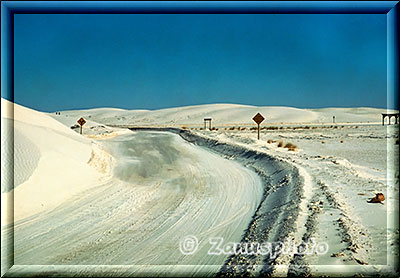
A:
[340,140,344,143]
[241,127,247,130]
[277,141,284,147]
[284,143,298,151]
[250,127,257,131]
[181,126,187,129]
[229,127,235,130]
[267,139,273,144]
[321,141,325,144]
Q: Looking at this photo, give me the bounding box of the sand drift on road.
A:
[3,129,267,275]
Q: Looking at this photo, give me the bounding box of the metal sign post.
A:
[77,117,86,134]
[252,113,265,140]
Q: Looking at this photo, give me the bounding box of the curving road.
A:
[10,131,263,275]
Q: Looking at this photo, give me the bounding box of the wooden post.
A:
[257,123,260,140]
[80,126,82,134]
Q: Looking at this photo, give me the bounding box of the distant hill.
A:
[52,103,398,127]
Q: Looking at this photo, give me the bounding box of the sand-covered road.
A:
[8,131,263,275]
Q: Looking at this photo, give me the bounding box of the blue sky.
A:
[13,14,389,112]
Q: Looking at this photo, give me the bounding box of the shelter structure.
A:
[204,118,212,129]
[382,113,399,125]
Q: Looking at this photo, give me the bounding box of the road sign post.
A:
[77,117,86,134]
[252,113,265,140]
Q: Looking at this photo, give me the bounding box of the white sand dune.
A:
[1,99,104,225]
[52,103,397,127]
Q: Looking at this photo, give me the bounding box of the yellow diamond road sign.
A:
[77,117,86,126]
[252,113,265,124]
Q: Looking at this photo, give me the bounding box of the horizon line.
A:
[3,98,397,113]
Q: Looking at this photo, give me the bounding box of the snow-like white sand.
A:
[11,132,263,273]
[55,103,398,127]
[2,99,264,276]
[1,99,107,225]
[2,99,398,277]
[187,124,398,275]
